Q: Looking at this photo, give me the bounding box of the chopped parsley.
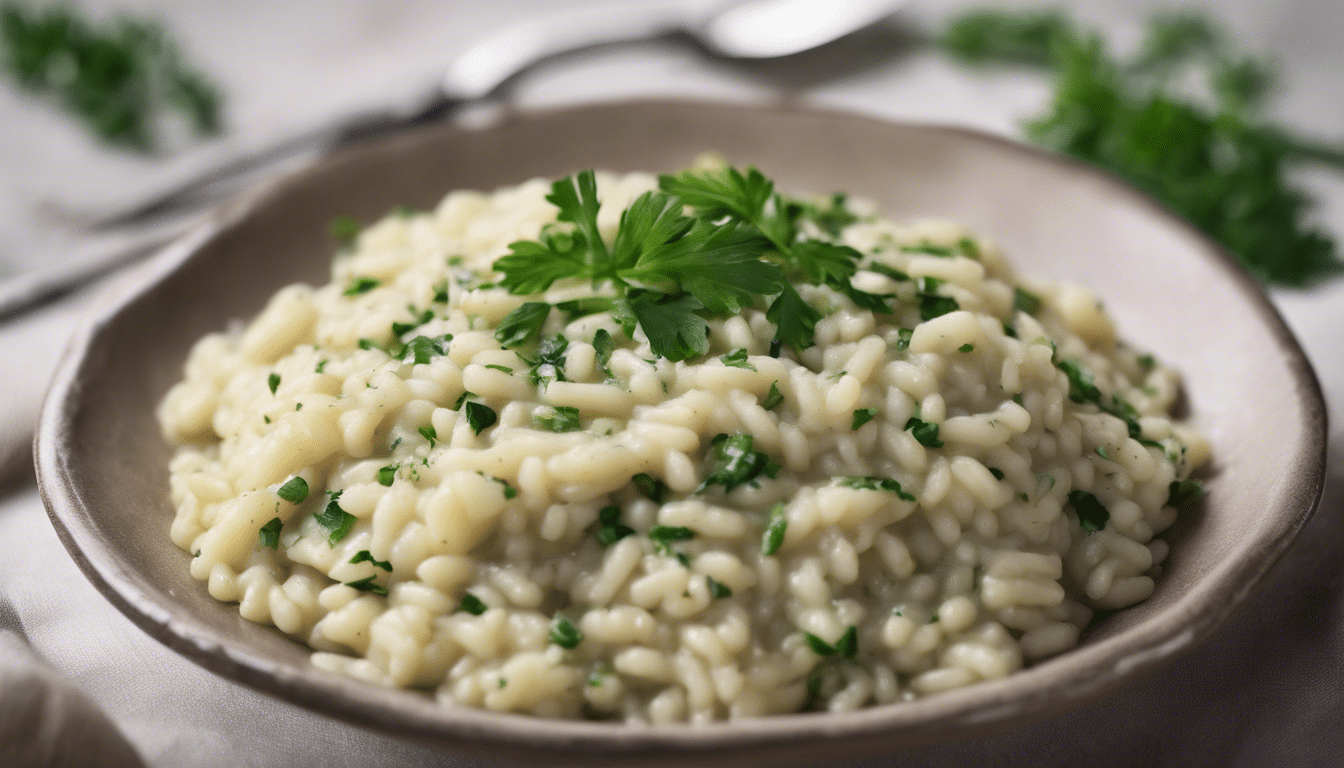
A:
[868,262,911,282]
[1014,287,1042,315]
[905,417,944,448]
[403,334,450,365]
[592,329,615,379]
[851,408,878,430]
[697,433,776,493]
[484,364,514,374]
[494,301,551,348]
[988,467,1005,480]
[592,506,635,547]
[344,576,387,597]
[258,517,282,550]
[648,525,696,554]
[464,401,497,435]
[958,343,975,353]
[528,336,569,388]
[720,348,756,370]
[534,405,581,433]
[1067,490,1110,533]
[315,359,328,374]
[805,627,857,658]
[315,490,356,546]
[707,576,732,599]
[418,424,437,447]
[631,472,669,504]
[343,276,380,296]
[349,550,392,571]
[901,240,954,257]
[895,327,914,352]
[276,476,309,504]
[457,592,487,615]
[493,477,517,500]
[838,476,916,501]
[450,391,472,411]
[1055,358,1143,437]
[267,372,280,394]
[549,615,583,649]
[762,380,784,410]
[1167,479,1206,508]
[391,308,435,336]
[761,502,787,556]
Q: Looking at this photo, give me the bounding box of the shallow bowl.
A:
[36,100,1326,764]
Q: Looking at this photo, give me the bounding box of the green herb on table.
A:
[941,8,1344,286]
[0,2,222,150]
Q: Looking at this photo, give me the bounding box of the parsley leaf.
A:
[345,576,387,597]
[315,490,356,546]
[761,502,787,556]
[267,372,280,394]
[403,334,450,365]
[592,329,614,379]
[494,235,588,294]
[1014,287,1042,315]
[698,433,774,493]
[626,292,709,362]
[720,349,756,370]
[464,401,497,435]
[349,550,392,572]
[834,626,858,658]
[258,517,282,550]
[592,505,635,547]
[495,302,551,348]
[1167,479,1206,508]
[529,336,569,388]
[534,405,581,433]
[767,283,822,354]
[457,592,487,615]
[762,381,784,410]
[343,276,380,296]
[550,615,584,649]
[851,408,878,430]
[276,476,308,504]
[377,464,397,487]
[1067,490,1110,532]
[905,417,944,448]
[632,472,669,504]
[419,424,437,446]
[648,525,696,554]
[838,476,916,501]
[548,170,607,268]
[707,576,732,599]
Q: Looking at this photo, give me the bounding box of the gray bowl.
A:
[36,100,1326,765]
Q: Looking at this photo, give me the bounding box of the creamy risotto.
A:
[158,164,1207,723]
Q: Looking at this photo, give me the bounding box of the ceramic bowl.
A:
[36,100,1326,764]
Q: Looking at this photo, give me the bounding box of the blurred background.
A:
[1,1,1342,766]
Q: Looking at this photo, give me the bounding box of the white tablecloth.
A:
[2,1,1342,765]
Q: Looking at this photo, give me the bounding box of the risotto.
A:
[157,164,1207,723]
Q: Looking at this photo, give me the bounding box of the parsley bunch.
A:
[940,9,1343,286]
[492,167,875,361]
[1,1,222,151]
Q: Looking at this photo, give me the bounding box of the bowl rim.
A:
[36,97,1328,760]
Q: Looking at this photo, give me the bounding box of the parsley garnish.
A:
[349,550,392,572]
[1167,479,1206,508]
[534,405,581,433]
[761,502,787,556]
[1067,490,1110,532]
[549,615,583,649]
[1014,287,1042,315]
[464,401,497,435]
[344,576,387,597]
[592,329,615,380]
[450,391,471,411]
[988,467,1005,480]
[528,336,569,388]
[0,4,222,151]
[315,490,356,546]
[403,334,450,365]
[418,424,437,447]
[707,576,732,599]
[484,364,514,374]
[329,216,361,249]
[720,348,756,370]
[258,517,282,550]
[697,433,775,493]
[838,476,916,501]
[592,506,635,547]
[457,592,487,615]
[391,308,435,336]
[378,463,398,488]
[895,327,914,352]
[901,240,954,257]
[267,372,280,394]
[851,408,878,430]
[494,302,551,348]
[1056,358,1143,437]
[631,473,669,504]
[868,262,911,282]
[763,381,784,410]
[805,628,857,658]
[958,343,975,353]
[941,8,1344,286]
[343,276,380,296]
[648,525,695,555]
[905,417,944,448]
[276,476,308,504]
[493,477,517,500]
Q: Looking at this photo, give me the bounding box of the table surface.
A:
[1,1,1342,766]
